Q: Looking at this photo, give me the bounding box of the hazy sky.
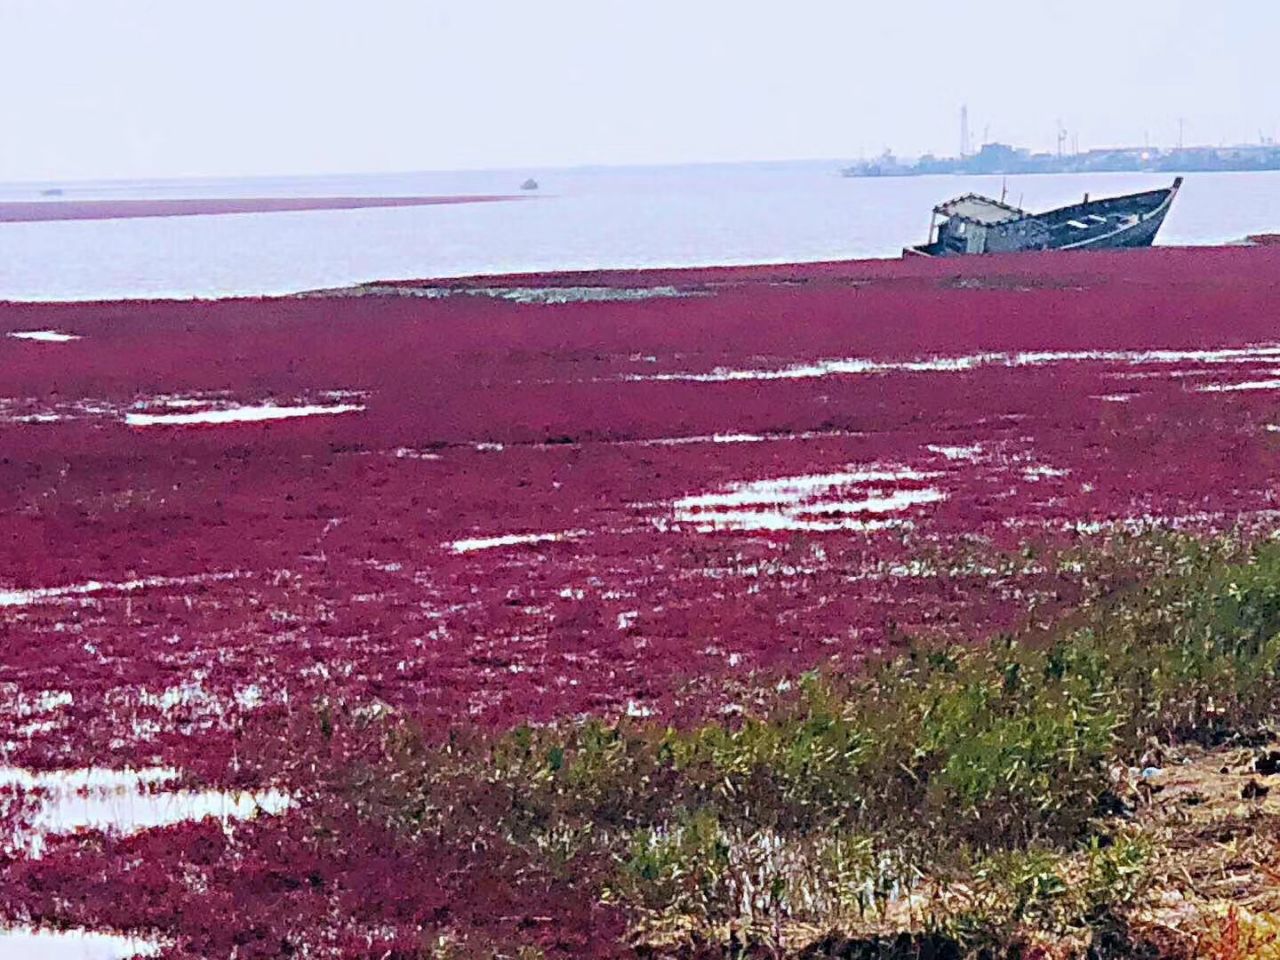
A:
[1,0,1276,181]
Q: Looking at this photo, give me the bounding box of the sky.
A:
[1,0,1276,182]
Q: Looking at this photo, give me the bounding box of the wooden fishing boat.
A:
[905,177,1182,257]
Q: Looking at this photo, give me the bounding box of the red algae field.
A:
[0,195,519,224]
[3,246,1280,955]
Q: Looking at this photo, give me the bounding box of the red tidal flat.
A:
[3,245,1280,955]
[0,194,520,223]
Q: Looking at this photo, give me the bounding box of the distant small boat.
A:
[520,178,539,191]
[40,187,64,197]
[905,178,1182,257]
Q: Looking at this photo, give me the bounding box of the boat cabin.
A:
[927,194,1050,255]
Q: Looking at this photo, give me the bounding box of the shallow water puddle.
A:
[1010,346,1280,365]
[926,443,982,461]
[0,926,160,959]
[1022,464,1071,481]
[408,285,701,304]
[391,446,442,460]
[0,766,291,857]
[1,391,367,427]
[629,344,1280,383]
[0,571,243,608]
[669,467,945,533]
[468,430,864,453]
[448,530,586,553]
[625,429,864,448]
[629,354,1001,382]
[1198,377,1280,392]
[125,402,363,426]
[7,330,79,343]
[636,432,769,446]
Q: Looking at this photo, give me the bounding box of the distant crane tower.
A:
[960,104,969,158]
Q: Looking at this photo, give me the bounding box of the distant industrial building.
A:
[842,141,1280,178]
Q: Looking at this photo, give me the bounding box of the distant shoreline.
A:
[0,194,523,223]
[843,141,1280,179]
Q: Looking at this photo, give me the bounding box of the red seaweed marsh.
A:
[4,245,1280,956]
[0,195,521,223]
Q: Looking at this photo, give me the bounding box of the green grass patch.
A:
[331,532,1280,955]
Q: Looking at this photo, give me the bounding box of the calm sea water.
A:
[1,162,1278,302]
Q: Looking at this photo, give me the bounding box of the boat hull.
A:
[906,179,1181,258]
[1055,201,1169,251]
